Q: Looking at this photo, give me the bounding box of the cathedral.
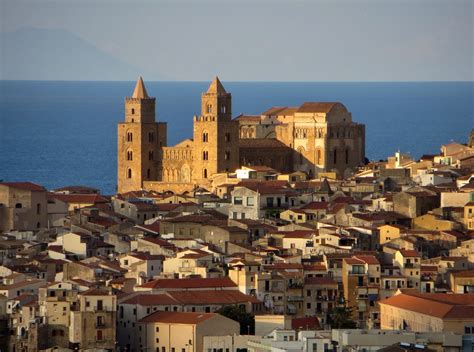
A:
[117,77,365,194]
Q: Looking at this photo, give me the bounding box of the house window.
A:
[96,330,103,341]
[127,132,133,142]
[225,132,231,142]
[225,151,230,160]
[345,148,349,164]
[247,197,254,206]
[203,169,208,178]
[202,132,208,142]
[221,105,226,114]
[234,196,243,205]
[266,198,274,208]
[147,169,151,179]
[207,104,212,113]
[333,149,337,164]
[127,150,133,161]
[149,151,154,160]
[131,108,135,115]
[149,132,154,142]
[36,203,41,215]
[203,151,209,160]
[15,203,22,209]
[127,169,132,179]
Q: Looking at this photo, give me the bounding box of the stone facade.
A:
[117,77,366,194]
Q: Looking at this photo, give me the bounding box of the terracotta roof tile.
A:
[0,182,46,192]
[138,277,236,289]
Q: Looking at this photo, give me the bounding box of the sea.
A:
[0,81,472,195]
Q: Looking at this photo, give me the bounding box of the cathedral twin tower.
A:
[118,76,239,194]
[118,77,366,194]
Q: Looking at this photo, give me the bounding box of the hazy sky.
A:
[1,0,473,81]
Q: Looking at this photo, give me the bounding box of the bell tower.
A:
[193,77,239,184]
[117,77,166,193]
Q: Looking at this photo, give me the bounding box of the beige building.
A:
[138,311,240,352]
[69,288,117,350]
[379,291,474,334]
[118,77,365,194]
[0,182,48,232]
[464,201,474,230]
[342,255,381,328]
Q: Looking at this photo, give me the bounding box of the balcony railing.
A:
[287,296,304,302]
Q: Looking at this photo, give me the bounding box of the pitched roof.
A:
[0,182,46,192]
[121,294,178,306]
[291,316,321,330]
[80,288,111,296]
[379,292,474,319]
[261,106,289,116]
[167,290,260,305]
[132,76,149,98]
[139,311,217,324]
[206,76,227,94]
[300,202,329,210]
[48,193,108,204]
[296,102,338,113]
[399,249,420,258]
[137,277,236,289]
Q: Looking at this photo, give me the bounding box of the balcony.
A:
[287,295,304,302]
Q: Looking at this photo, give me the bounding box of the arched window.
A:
[15,203,22,209]
[203,151,209,160]
[127,168,132,179]
[149,132,154,143]
[207,104,212,113]
[131,108,135,115]
[149,151,154,161]
[202,132,208,142]
[127,150,133,161]
[36,203,41,215]
[203,169,208,178]
[345,148,349,164]
[333,149,337,164]
[127,132,133,142]
[221,105,226,113]
[225,151,230,160]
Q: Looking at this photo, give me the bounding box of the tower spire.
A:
[132,76,149,99]
[207,76,227,94]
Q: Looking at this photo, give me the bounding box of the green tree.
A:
[217,305,255,335]
[328,300,357,329]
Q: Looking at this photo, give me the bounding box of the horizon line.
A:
[1,79,473,83]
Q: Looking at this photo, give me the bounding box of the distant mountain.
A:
[0,27,151,81]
